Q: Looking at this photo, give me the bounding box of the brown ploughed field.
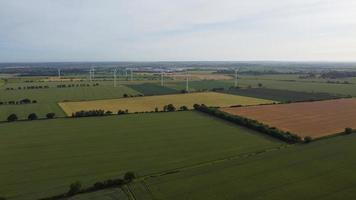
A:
[220,98,356,138]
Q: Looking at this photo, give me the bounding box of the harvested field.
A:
[59,92,273,115]
[220,98,356,138]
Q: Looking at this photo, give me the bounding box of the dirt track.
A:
[220,98,356,138]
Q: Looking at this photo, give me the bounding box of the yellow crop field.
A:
[59,92,273,115]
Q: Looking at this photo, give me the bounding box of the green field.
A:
[0,82,139,121]
[66,188,128,200]
[238,77,356,96]
[224,88,341,102]
[166,80,234,91]
[0,111,281,200]
[133,134,356,200]
[126,83,179,96]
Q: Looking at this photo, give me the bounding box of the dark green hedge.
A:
[193,104,302,144]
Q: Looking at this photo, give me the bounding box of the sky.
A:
[0,0,356,62]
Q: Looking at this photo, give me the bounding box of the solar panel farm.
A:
[1,63,356,200]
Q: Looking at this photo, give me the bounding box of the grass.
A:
[238,78,356,96]
[0,111,281,200]
[126,83,180,96]
[0,103,65,121]
[58,92,274,115]
[165,80,235,91]
[0,78,4,87]
[223,88,341,102]
[0,82,140,120]
[65,188,128,200]
[139,134,356,200]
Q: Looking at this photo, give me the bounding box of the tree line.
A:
[38,172,136,200]
[6,113,55,122]
[57,83,99,88]
[0,98,37,106]
[193,104,304,144]
[5,85,50,90]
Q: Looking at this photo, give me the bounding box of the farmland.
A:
[165,80,235,91]
[58,92,274,115]
[66,188,128,200]
[126,83,179,96]
[220,98,356,138]
[223,88,341,102]
[0,111,281,200]
[0,82,139,120]
[237,78,356,96]
[137,134,356,200]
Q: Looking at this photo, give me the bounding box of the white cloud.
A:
[0,0,356,61]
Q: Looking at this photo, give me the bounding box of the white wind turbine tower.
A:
[161,70,164,86]
[234,68,239,88]
[58,69,61,79]
[185,70,189,92]
[89,68,92,82]
[130,69,133,81]
[91,67,95,80]
[113,68,118,87]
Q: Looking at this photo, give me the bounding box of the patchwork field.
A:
[220,98,356,138]
[126,83,179,96]
[59,92,274,115]
[224,88,340,102]
[0,83,140,120]
[0,111,281,200]
[135,134,356,200]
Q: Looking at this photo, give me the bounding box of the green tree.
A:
[345,127,353,134]
[28,113,38,120]
[7,114,18,122]
[46,113,55,119]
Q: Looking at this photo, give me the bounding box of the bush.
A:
[180,105,188,111]
[163,104,176,112]
[124,171,136,181]
[72,110,105,118]
[345,127,353,134]
[303,136,313,143]
[67,181,82,196]
[46,113,55,119]
[28,113,38,120]
[7,114,18,122]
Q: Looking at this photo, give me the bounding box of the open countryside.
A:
[220,98,356,138]
[0,111,281,199]
[59,92,273,115]
[2,0,356,199]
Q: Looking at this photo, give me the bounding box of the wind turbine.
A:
[113,68,118,87]
[58,69,61,79]
[185,70,189,92]
[234,68,239,88]
[130,69,133,81]
[161,70,164,86]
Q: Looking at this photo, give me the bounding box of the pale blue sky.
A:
[0,0,356,62]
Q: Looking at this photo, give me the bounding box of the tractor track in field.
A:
[138,144,292,181]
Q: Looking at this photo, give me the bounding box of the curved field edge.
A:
[136,134,356,200]
[58,92,274,116]
[0,111,281,200]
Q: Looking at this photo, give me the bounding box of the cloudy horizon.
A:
[1,0,356,62]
